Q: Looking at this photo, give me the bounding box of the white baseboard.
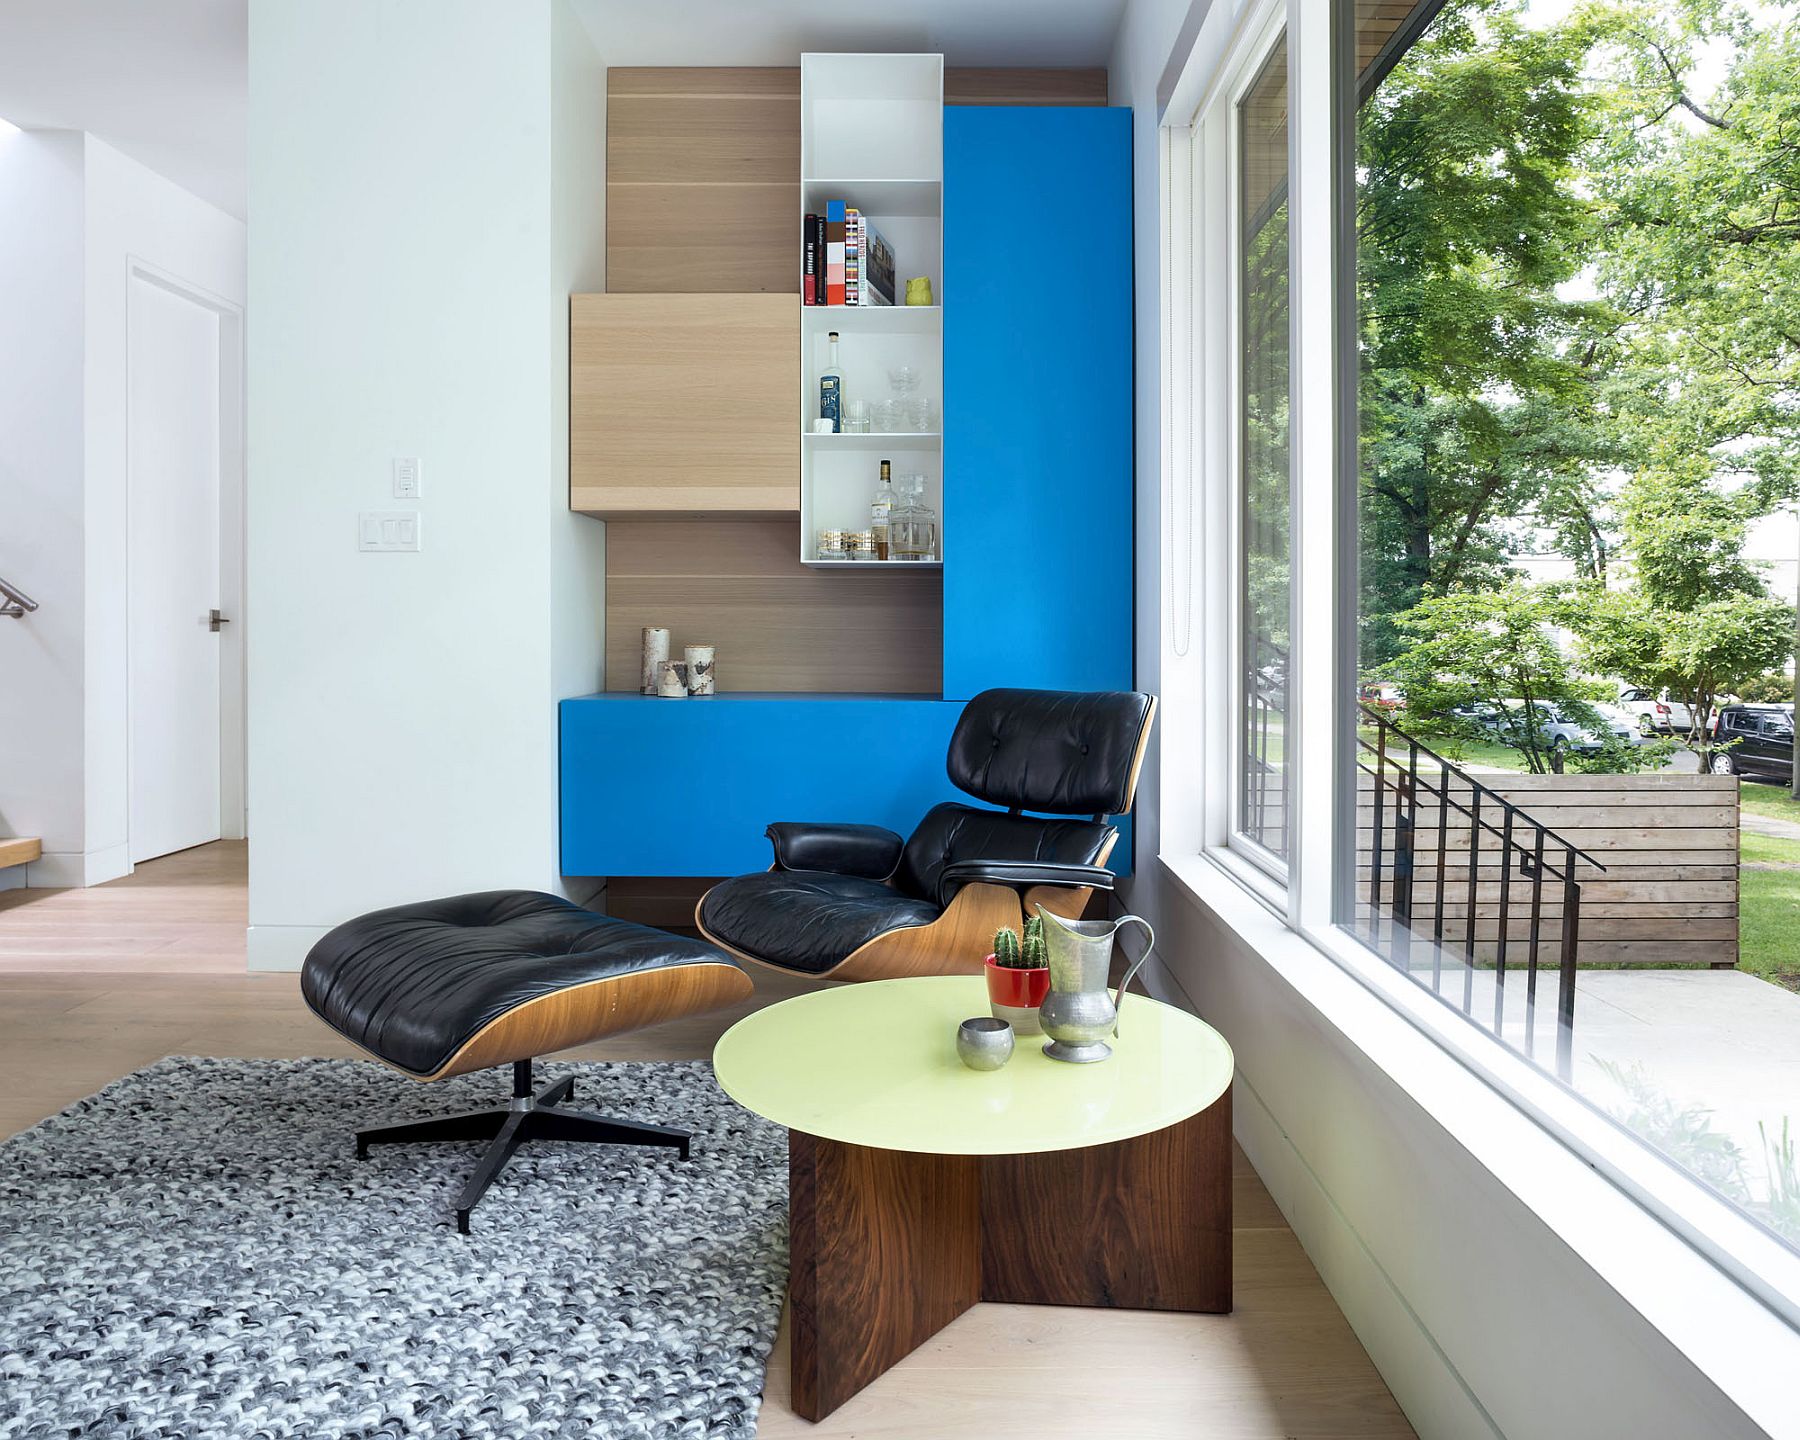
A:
[24,846,131,890]
[1231,1073,1498,1439]
[247,924,329,972]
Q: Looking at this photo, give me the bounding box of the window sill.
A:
[1157,848,1800,1435]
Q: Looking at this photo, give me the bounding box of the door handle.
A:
[208,609,229,632]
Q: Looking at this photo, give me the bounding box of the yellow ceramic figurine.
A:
[904,276,933,306]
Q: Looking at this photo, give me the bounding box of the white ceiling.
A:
[0,0,246,220]
[0,0,1123,225]
[572,0,1128,68]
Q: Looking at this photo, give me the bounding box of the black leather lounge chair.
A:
[697,688,1157,982]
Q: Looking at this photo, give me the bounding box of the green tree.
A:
[1577,0,1800,515]
[1565,586,1792,757]
[1386,583,1610,774]
[1357,0,1609,666]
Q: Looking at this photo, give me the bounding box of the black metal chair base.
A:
[355,1059,690,1233]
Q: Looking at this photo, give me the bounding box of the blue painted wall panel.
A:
[942,107,1134,702]
[560,695,966,877]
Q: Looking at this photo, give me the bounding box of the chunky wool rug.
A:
[0,1056,788,1440]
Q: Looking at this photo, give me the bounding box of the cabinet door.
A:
[571,292,798,516]
[941,108,1133,698]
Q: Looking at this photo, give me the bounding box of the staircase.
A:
[1355,705,1603,1080]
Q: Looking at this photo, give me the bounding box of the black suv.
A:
[1709,705,1795,779]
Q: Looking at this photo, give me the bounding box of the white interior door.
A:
[128,275,222,864]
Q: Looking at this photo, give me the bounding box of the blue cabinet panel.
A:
[942,107,1134,702]
[560,694,966,878]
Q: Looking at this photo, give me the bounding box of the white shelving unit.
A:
[799,53,944,570]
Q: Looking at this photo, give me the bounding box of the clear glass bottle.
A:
[889,475,939,562]
[819,331,843,432]
[870,460,894,560]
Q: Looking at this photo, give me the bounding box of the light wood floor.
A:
[0,843,1415,1439]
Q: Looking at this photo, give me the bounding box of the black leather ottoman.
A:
[302,890,753,1232]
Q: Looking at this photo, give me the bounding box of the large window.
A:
[1236,38,1293,867]
[1172,0,1800,1322]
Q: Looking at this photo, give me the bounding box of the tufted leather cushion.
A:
[301,891,742,1077]
[946,689,1154,814]
[699,871,941,974]
[895,802,1115,907]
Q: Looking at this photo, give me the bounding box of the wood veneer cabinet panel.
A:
[603,520,942,694]
[571,293,798,516]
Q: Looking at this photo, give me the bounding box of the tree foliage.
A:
[1358,0,1800,697]
[1386,583,1611,773]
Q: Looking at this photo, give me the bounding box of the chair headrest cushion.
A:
[946,689,1154,815]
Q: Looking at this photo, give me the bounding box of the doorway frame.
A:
[125,256,247,849]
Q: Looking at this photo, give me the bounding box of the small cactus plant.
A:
[1022,926,1048,971]
[992,926,1023,968]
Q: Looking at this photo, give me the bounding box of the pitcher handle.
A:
[1110,915,1157,1036]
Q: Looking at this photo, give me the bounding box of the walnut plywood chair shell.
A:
[697,689,1157,982]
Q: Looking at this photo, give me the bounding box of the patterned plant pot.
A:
[984,954,1050,1037]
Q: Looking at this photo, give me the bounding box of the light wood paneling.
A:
[605,67,1107,295]
[607,68,801,294]
[571,293,798,516]
[944,68,1108,106]
[603,519,941,693]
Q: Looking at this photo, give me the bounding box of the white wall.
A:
[549,0,608,861]
[246,0,609,969]
[0,130,87,889]
[1109,1,1796,1436]
[0,128,244,890]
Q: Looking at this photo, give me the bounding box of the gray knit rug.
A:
[0,1056,788,1439]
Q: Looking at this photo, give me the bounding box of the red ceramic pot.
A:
[984,954,1050,1037]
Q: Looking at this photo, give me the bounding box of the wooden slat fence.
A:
[1357,772,1738,969]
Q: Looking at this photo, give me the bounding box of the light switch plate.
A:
[392,457,421,499]
[359,511,422,552]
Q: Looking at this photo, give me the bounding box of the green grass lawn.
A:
[1737,779,1800,828]
[1740,830,1800,991]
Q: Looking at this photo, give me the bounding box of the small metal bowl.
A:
[956,1016,1015,1071]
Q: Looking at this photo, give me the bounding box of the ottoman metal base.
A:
[355,1059,691,1234]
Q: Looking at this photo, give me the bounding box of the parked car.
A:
[1616,684,1697,737]
[1358,681,1405,713]
[1457,700,1631,755]
[1706,705,1795,779]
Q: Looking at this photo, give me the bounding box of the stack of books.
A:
[803,201,897,306]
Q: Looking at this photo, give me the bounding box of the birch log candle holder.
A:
[684,645,716,696]
[640,627,670,696]
[655,659,689,698]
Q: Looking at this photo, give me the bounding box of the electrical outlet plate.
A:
[392,457,421,498]
[359,511,421,552]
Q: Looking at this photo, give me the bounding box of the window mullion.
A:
[1286,0,1341,932]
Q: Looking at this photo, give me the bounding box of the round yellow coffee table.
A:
[713,975,1236,1421]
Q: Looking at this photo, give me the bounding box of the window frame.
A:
[1156,0,1800,1331]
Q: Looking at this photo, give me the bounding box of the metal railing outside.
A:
[1353,704,1604,1079]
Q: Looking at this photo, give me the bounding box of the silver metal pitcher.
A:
[1034,905,1157,1064]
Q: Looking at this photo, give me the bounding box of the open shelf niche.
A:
[799,53,945,570]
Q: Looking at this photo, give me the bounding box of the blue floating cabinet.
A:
[561,695,965,877]
[942,107,1134,701]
